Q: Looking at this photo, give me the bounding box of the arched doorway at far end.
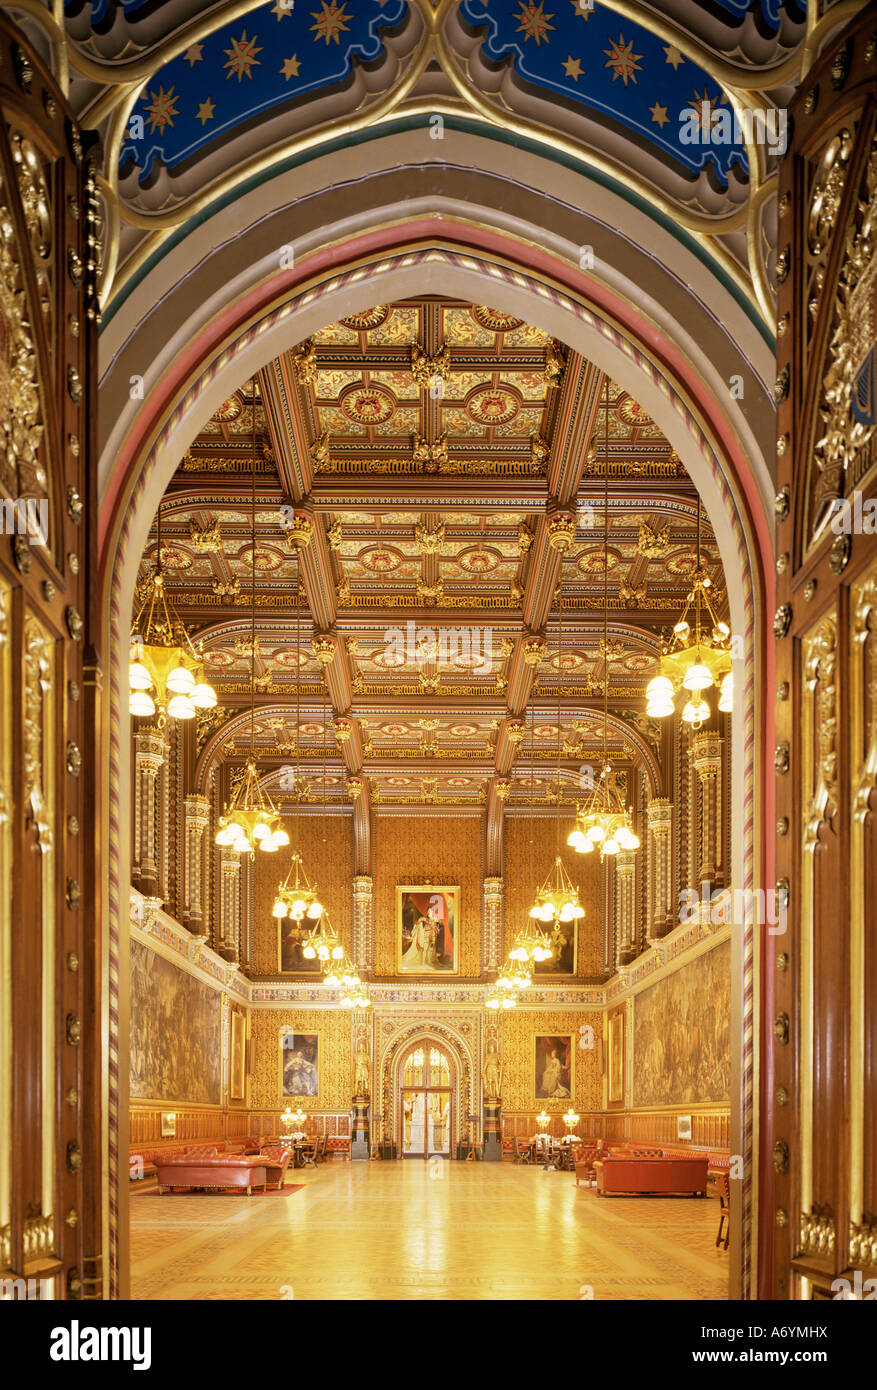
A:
[397,1039,458,1159]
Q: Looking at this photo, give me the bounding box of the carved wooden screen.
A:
[0,17,100,1299]
[773,11,877,1299]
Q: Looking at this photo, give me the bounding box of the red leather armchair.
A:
[260,1146,291,1190]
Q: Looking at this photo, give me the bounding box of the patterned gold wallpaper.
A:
[373,814,482,977]
[504,818,603,976]
[501,1009,602,1112]
[251,815,353,974]
[250,1007,352,1110]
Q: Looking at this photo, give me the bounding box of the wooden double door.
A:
[400,1044,454,1158]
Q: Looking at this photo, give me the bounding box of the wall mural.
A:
[129,941,222,1105]
[633,940,731,1106]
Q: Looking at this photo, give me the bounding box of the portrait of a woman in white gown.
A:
[535,1035,572,1099]
[396,886,459,974]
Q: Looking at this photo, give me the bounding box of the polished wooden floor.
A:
[130,1160,728,1300]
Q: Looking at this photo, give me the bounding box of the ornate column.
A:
[692,732,724,892]
[352,874,373,972]
[646,797,673,940]
[182,793,211,936]
[132,727,165,900]
[615,851,637,966]
[482,876,503,973]
[218,847,241,963]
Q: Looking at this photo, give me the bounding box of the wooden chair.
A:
[514,1136,531,1165]
[301,1138,318,1168]
[715,1172,730,1249]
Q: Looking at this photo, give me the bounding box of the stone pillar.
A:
[132,727,165,900]
[615,851,637,966]
[482,876,503,973]
[352,874,373,972]
[692,732,724,892]
[646,797,673,940]
[183,793,211,936]
[218,847,241,963]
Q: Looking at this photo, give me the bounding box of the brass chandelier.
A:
[645,498,732,729]
[568,375,639,863]
[271,851,325,925]
[215,413,287,856]
[129,507,218,721]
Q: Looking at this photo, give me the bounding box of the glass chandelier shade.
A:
[271,851,324,923]
[129,568,217,721]
[568,761,641,861]
[485,980,519,1010]
[215,760,286,856]
[528,855,586,924]
[645,503,732,730]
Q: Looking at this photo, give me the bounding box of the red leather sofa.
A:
[154,1154,268,1194]
[325,1136,350,1159]
[129,1138,260,1183]
[594,1154,709,1196]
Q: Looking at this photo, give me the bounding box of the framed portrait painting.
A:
[534,1035,573,1101]
[230,1009,246,1101]
[280,1030,320,1102]
[533,917,577,976]
[278,918,321,975]
[396,886,459,975]
[608,1011,625,1105]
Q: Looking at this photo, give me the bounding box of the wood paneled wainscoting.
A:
[130,1106,351,1148]
[501,1108,729,1151]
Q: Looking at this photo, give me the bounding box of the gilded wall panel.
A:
[374,815,482,977]
[633,939,730,1106]
[250,1007,352,1111]
[130,940,222,1105]
[501,1009,602,1112]
[251,814,353,974]
[504,818,603,976]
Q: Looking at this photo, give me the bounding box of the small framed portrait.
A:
[396,886,460,975]
[230,1009,246,1102]
[278,918,321,974]
[534,1035,573,1100]
[677,1114,692,1141]
[160,1112,176,1138]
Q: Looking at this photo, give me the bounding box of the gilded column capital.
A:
[646,798,672,832]
[691,731,723,779]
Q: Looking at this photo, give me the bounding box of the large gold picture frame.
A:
[533,1034,574,1102]
[608,1011,625,1105]
[396,885,460,975]
[279,1027,322,1105]
[230,1008,246,1102]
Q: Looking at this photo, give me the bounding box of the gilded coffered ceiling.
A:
[139,294,723,812]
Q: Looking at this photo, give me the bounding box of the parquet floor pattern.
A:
[129,1161,728,1301]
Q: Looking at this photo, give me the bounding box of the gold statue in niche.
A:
[481,1040,502,1100]
[353,1038,370,1098]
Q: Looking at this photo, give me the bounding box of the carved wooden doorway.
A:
[0,16,100,1298]
[772,6,877,1299]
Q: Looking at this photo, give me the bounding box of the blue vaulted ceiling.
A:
[116,1,409,188]
[460,1,751,185]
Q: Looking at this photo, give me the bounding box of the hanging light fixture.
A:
[485,979,518,1010]
[528,854,586,923]
[645,497,732,729]
[215,404,285,856]
[271,850,325,923]
[129,504,218,721]
[568,375,640,862]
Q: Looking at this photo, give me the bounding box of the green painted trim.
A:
[102,114,774,348]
